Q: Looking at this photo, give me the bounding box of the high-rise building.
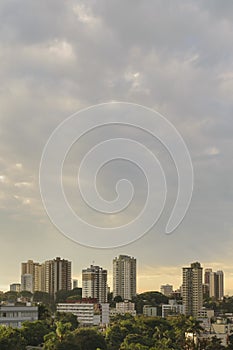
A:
[113,255,137,300]
[41,257,71,297]
[21,257,72,297]
[216,271,224,300]
[160,284,173,296]
[82,265,108,303]
[204,268,212,285]
[21,260,42,292]
[34,264,43,292]
[41,260,53,295]
[73,279,78,289]
[52,257,72,296]
[182,262,203,317]
[203,268,213,297]
[21,274,34,293]
[10,283,21,293]
[209,270,224,300]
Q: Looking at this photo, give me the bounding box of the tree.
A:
[73,328,107,350]
[184,316,203,349]
[20,290,33,299]
[200,336,225,350]
[44,332,81,350]
[227,334,233,349]
[38,304,52,321]
[21,320,50,346]
[119,334,152,349]
[43,321,77,350]
[43,326,106,350]
[114,295,123,303]
[132,292,168,314]
[34,291,53,305]
[106,323,128,350]
[3,291,18,302]
[55,312,79,330]
[0,326,26,350]
[55,288,82,303]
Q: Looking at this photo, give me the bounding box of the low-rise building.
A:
[162,300,184,318]
[198,307,214,319]
[0,304,38,328]
[143,305,157,317]
[110,301,136,317]
[187,317,233,348]
[57,302,109,326]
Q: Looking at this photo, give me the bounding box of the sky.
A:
[0,0,233,294]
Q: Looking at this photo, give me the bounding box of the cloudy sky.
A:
[0,0,233,294]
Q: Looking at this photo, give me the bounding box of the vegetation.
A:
[1,290,233,349]
[132,291,169,314]
[0,312,232,349]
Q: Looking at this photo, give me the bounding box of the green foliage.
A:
[106,314,211,350]
[38,304,53,321]
[55,288,82,303]
[20,290,33,299]
[43,325,107,350]
[200,336,225,350]
[0,326,26,350]
[2,291,19,302]
[21,320,50,346]
[114,295,123,303]
[34,291,54,305]
[132,291,169,314]
[55,312,79,330]
[73,328,107,350]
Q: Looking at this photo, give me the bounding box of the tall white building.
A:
[82,265,108,303]
[21,274,34,293]
[182,262,203,317]
[113,255,137,300]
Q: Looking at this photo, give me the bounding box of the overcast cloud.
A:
[0,0,233,293]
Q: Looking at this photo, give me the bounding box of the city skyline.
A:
[0,1,233,295]
[2,256,230,299]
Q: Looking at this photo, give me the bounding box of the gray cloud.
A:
[0,1,233,292]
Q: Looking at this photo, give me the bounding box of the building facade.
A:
[21,274,34,293]
[0,304,38,328]
[143,305,157,317]
[162,300,185,318]
[209,270,224,300]
[57,302,109,326]
[182,262,203,317]
[21,257,72,297]
[52,257,72,296]
[21,260,42,293]
[113,255,136,300]
[82,265,108,303]
[10,284,21,293]
[160,284,173,297]
[114,301,136,316]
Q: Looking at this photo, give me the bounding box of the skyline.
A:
[2,256,230,296]
[1,1,233,294]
